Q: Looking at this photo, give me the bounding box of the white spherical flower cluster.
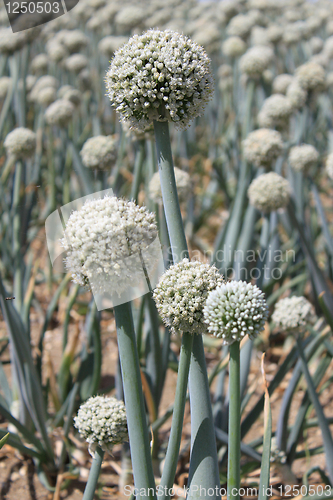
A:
[239,45,274,78]
[295,62,325,91]
[98,36,128,58]
[258,94,293,129]
[326,152,333,180]
[242,128,283,168]
[114,6,146,31]
[64,53,88,74]
[80,136,118,170]
[105,29,214,131]
[61,196,158,296]
[272,74,293,95]
[286,79,307,109]
[247,172,291,213]
[148,167,191,204]
[37,86,57,107]
[0,28,26,55]
[226,14,254,38]
[266,24,283,43]
[222,36,247,58]
[61,30,88,53]
[45,99,75,127]
[74,396,128,455]
[29,75,58,103]
[288,144,319,173]
[4,127,36,159]
[0,77,11,100]
[46,40,69,63]
[31,54,48,74]
[153,259,224,335]
[272,296,316,331]
[203,281,268,345]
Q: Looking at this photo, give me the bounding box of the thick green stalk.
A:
[114,302,156,500]
[187,334,221,500]
[131,139,146,203]
[82,446,105,500]
[227,341,241,500]
[296,335,333,485]
[153,119,220,499]
[159,332,193,500]
[153,121,188,262]
[12,161,23,313]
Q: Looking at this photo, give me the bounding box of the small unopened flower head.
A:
[222,36,246,57]
[31,53,48,74]
[98,36,128,58]
[80,136,117,170]
[0,77,11,100]
[4,127,36,159]
[61,196,158,296]
[286,79,307,109]
[64,53,88,74]
[240,46,274,78]
[272,296,316,331]
[226,14,254,38]
[153,259,224,335]
[247,172,291,212]
[242,128,283,168]
[258,94,293,129]
[272,74,293,95]
[203,281,268,345]
[326,152,333,180]
[295,62,325,91]
[288,144,319,173]
[45,99,75,127]
[74,396,128,455]
[148,167,191,204]
[106,29,214,131]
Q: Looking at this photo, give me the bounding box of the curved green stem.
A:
[114,302,156,500]
[227,341,241,500]
[82,446,104,500]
